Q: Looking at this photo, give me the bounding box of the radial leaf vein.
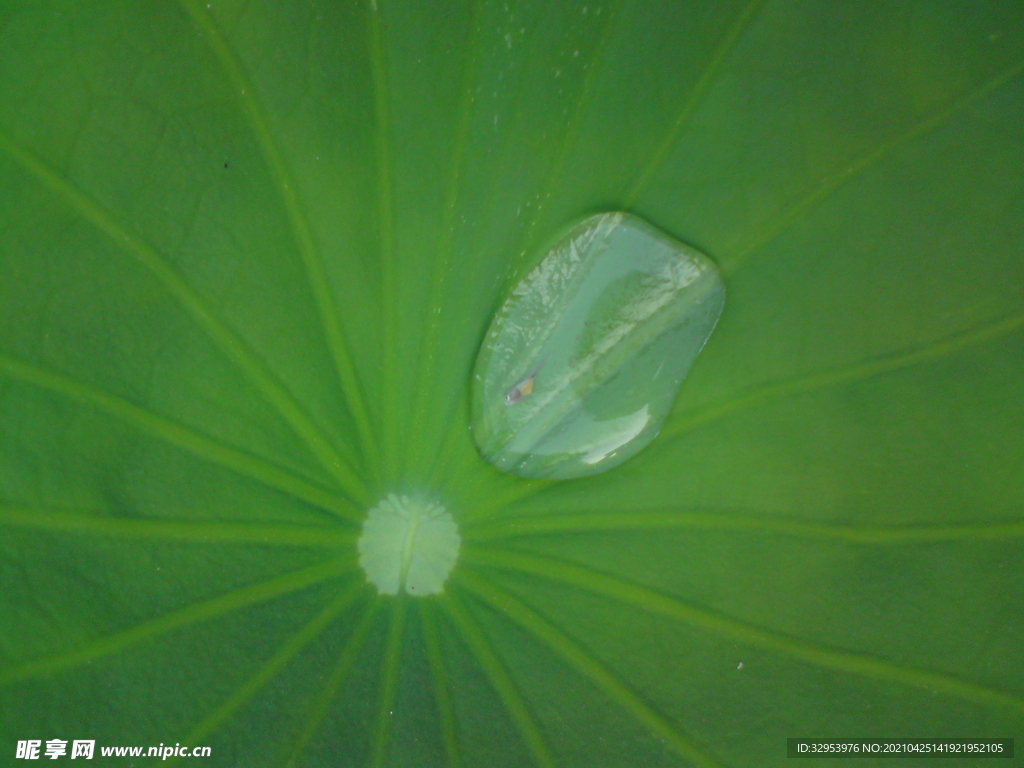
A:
[159,582,366,766]
[0,558,352,687]
[440,592,557,768]
[461,477,554,524]
[458,569,726,768]
[0,123,368,503]
[466,507,1024,544]
[624,0,765,205]
[430,18,548,486]
[419,600,462,768]
[514,0,620,264]
[407,0,482,478]
[660,310,1024,443]
[431,389,473,493]
[0,503,356,547]
[366,0,399,483]
[467,546,1024,718]
[176,0,379,474]
[724,57,1024,277]
[369,599,407,768]
[280,599,381,768]
[0,354,360,523]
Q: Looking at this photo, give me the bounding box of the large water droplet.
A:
[471,211,725,479]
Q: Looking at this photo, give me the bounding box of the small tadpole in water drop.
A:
[504,372,535,405]
[471,211,724,479]
[504,358,545,405]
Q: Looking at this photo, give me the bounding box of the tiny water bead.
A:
[472,211,725,479]
[357,494,460,596]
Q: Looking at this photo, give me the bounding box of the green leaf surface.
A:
[1,1,1022,766]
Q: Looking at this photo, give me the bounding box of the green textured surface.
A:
[1,1,1022,766]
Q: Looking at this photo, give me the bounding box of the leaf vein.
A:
[458,569,726,768]
[278,600,381,768]
[440,591,557,768]
[723,57,1024,277]
[0,503,356,547]
[369,599,407,768]
[514,0,621,264]
[623,0,765,205]
[420,600,462,768]
[468,547,1024,718]
[661,311,1024,443]
[0,126,367,503]
[0,354,360,522]
[366,0,399,484]
[0,558,351,687]
[176,0,379,475]
[466,507,1024,544]
[407,0,483,479]
[159,582,365,766]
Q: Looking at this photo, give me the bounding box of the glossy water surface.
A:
[472,212,725,479]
